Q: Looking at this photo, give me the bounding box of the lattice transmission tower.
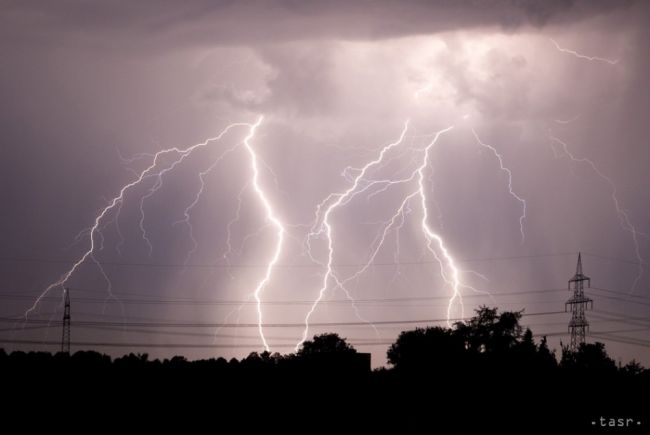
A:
[565,253,593,351]
[61,287,71,354]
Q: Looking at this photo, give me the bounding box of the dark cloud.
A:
[0,0,635,49]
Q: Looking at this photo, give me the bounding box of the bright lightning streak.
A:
[549,134,644,293]
[414,126,463,324]
[299,122,475,349]
[550,38,619,65]
[24,122,250,318]
[298,121,411,350]
[471,128,527,243]
[242,116,284,352]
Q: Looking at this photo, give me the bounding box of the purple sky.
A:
[1,0,649,367]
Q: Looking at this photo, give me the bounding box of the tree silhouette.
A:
[621,359,644,377]
[561,341,617,374]
[387,326,464,371]
[536,335,558,371]
[297,333,356,356]
[453,305,523,354]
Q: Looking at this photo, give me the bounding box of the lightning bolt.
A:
[550,38,619,65]
[547,39,642,293]
[224,183,249,265]
[125,116,281,351]
[298,121,469,350]
[331,191,418,338]
[24,121,250,318]
[242,116,284,352]
[549,134,644,293]
[298,121,411,349]
[112,200,126,256]
[414,126,466,324]
[137,143,212,257]
[471,128,527,243]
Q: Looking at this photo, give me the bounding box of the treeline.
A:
[1,307,647,433]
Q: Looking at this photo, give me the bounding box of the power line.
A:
[592,326,650,336]
[3,302,645,331]
[582,252,646,267]
[591,286,650,302]
[0,287,571,306]
[591,312,650,331]
[589,333,650,349]
[0,310,566,329]
[590,290,650,307]
[0,338,303,349]
[0,251,580,270]
[3,286,647,312]
[0,338,395,349]
[0,325,51,333]
[1,283,646,306]
[0,314,640,337]
[0,251,642,270]
[593,309,650,325]
[2,317,641,340]
[1,326,648,350]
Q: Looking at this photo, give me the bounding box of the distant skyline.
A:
[1,0,649,367]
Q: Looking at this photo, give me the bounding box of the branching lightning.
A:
[549,134,644,293]
[471,128,527,243]
[299,122,412,349]
[550,38,619,65]
[25,117,287,352]
[547,37,642,294]
[172,141,242,266]
[298,121,471,350]
[24,122,251,319]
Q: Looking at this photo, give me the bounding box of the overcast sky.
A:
[1,0,649,366]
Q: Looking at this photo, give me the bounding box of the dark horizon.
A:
[2,307,647,432]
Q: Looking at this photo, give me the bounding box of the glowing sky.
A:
[1,0,649,367]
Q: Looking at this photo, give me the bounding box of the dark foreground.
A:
[2,308,648,433]
[2,352,647,434]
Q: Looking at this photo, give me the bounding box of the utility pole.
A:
[61,287,71,355]
[565,253,593,352]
